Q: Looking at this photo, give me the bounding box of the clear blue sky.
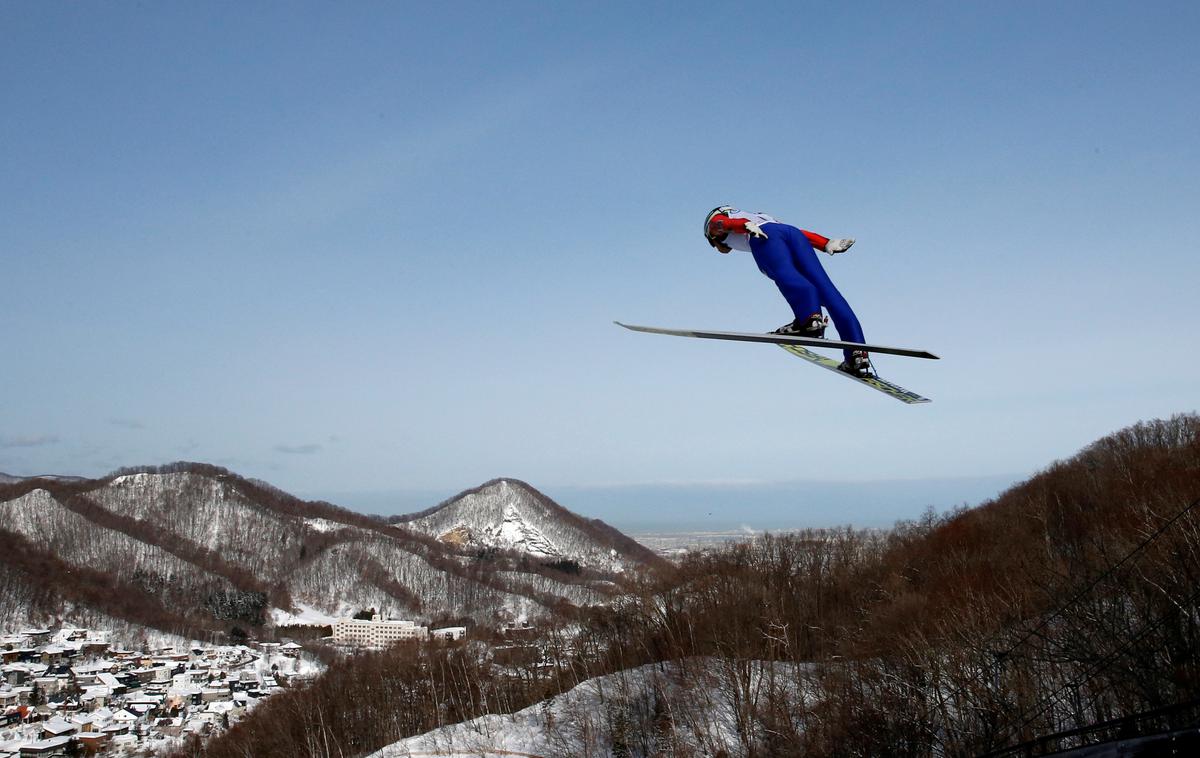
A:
[3,2,1198,529]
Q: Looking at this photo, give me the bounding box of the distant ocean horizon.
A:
[307,473,1023,534]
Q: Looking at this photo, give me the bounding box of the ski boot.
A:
[838,350,872,379]
[772,312,827,338]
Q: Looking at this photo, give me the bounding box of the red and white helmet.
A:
[703,205,734,248]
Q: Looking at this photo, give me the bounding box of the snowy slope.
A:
[1,487,243,610]
[90,472,311,583]
[368,658,807,758]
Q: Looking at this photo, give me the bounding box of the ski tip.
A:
[888,348,940,360]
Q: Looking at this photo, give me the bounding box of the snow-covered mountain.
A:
[394,478,660,573]
[0,465,657,639]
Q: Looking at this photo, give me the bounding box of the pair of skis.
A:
[615,322,938,404]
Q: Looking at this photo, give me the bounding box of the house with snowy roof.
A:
[16,736,73,756]
[126,695,162,718]
[38,717,77,740]
[18,631,51,645]
[131,665,172,685]
[183,717,212,736]
[79,686,110,709]
[100,722,129,738]
[77,639,110,657]
[205,699,238,718]
[86,706,112,726]
[31,678,61,697]
[185,667,212,685]
[148,715,181,737]
[6,690,32,708]
[279,642,302,657]
[75,731,108,752]
[67,669,96,688]
[109,733,138,751]
[37,648,68,668]
[200,687,229,704]
[95,671,122,691]
[3,663,47,686]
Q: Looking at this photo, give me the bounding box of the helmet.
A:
[703,205,734,247]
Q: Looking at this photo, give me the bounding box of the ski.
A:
[614,322,939,360]
[776,343,931,404]
[615,321,933,403]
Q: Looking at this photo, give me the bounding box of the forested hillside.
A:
[0,465,657,642]
[190,413,1200,757]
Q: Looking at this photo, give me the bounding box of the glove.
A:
[824,238,855,255]
[744,221,769,239]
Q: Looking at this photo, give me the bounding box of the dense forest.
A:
[188,413,1200,757]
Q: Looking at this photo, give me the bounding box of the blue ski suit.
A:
[750,222,865,359]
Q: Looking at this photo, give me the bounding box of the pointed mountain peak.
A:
[393,478,660,571]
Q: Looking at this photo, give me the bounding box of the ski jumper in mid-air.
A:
[703,205,871,377]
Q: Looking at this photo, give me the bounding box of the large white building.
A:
[331,616,429,647]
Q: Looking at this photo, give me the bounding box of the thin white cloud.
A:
[275,443,322,455]
[0,434,59,449]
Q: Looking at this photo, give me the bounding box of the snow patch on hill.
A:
[303,517,349,533]
[110,472,152,487]
[369,658,802,757]
[271,602,343,627]
[482,502,560,556]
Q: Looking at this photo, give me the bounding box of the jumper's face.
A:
[715,240,732,253]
